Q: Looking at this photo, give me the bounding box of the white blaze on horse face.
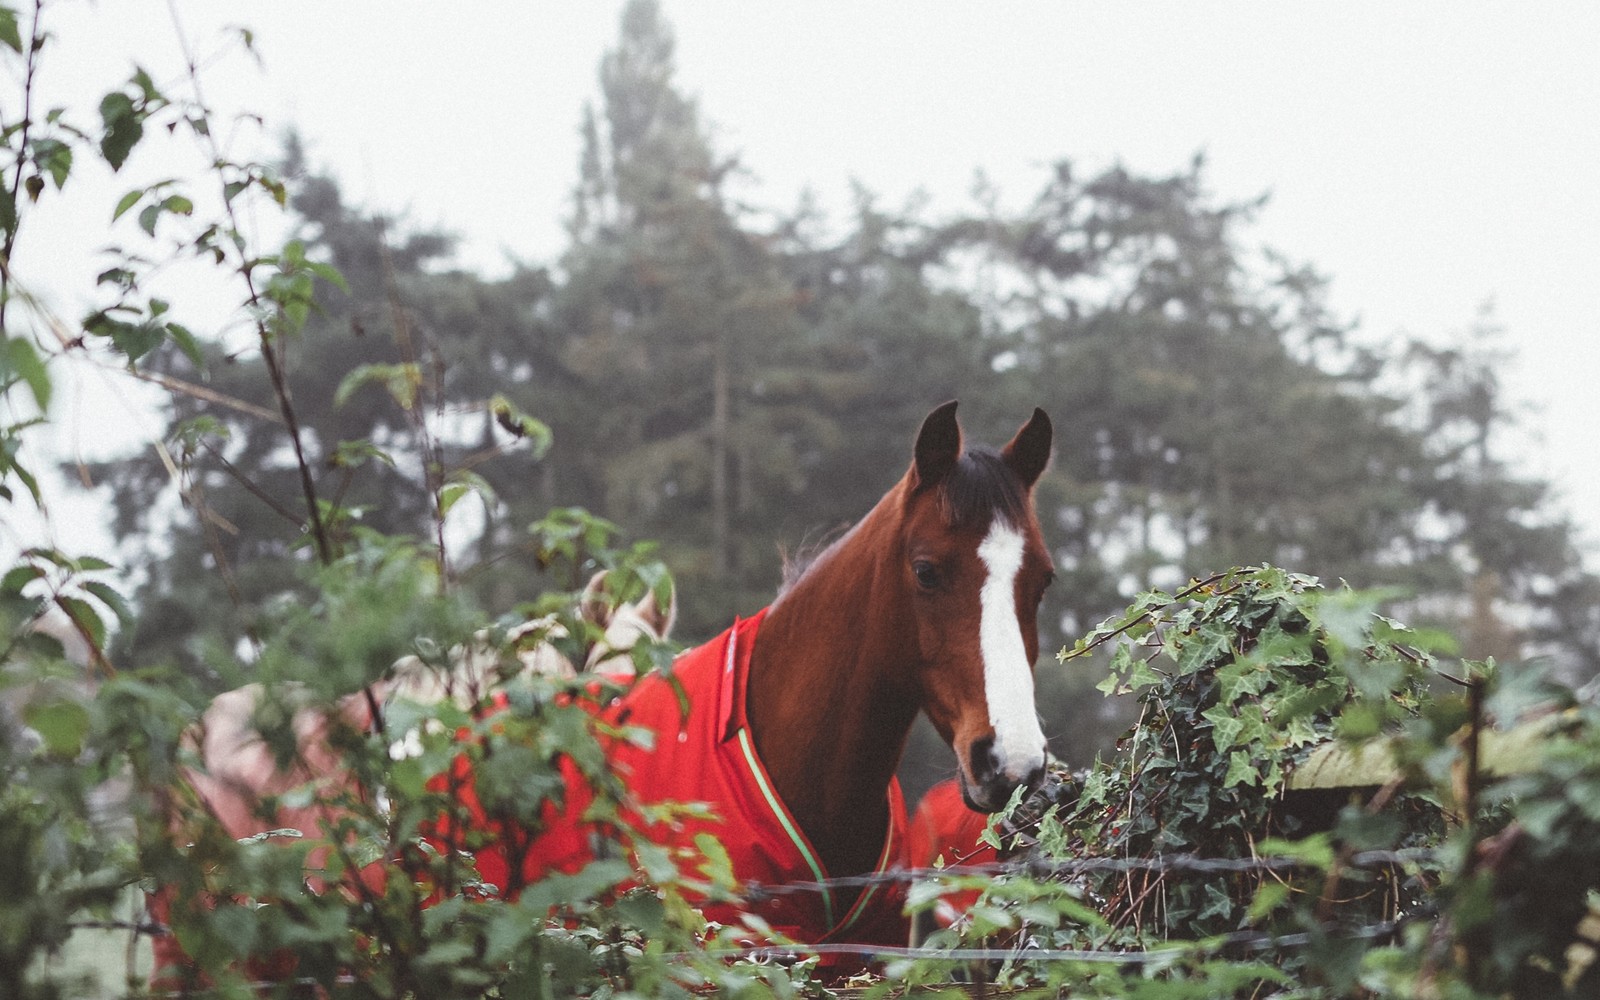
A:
[977,519,1048,781]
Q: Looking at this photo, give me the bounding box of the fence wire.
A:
[73,845,1437,992]
[742,846,1443,900]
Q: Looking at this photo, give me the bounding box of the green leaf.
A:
[5,454,41,504]
[334,362,422,410]
[34,136,72,188]
[693,831,736,889]
[488,393,553,458]
[166,322,204,367]
[81,579,133,627]
[54,595,105,651]
[1,563,45,595]
[302,258,348,292]
[440,472,495,520]
[1202,703,1245,753]
[330,439,396,469]
[23,698,91,757]
[5,337,51,410]
[1256,833,1335,870]
[112,188,143,222]
[439,481,471,519]
[114,323,163,363]
[1221,749,1259,788]
[0,7,21,52]
[0,185,16,239]
[98,91,143,171]
[1246,880,1289,923]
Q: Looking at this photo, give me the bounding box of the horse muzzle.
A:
[960,733,1047,813]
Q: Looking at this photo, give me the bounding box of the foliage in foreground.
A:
[906,566,1600,998]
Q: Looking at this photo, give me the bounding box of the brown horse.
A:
[750,400,1053,883]
[450,400,1055,949]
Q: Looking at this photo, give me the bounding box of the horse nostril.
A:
[969,735,1000,786]
[1023,760,1046,796]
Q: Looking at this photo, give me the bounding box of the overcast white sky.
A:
[11,1,1600,567]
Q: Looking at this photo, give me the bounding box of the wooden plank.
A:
[1286,710,1575,791]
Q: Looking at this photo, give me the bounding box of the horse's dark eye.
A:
[913,561,940,591]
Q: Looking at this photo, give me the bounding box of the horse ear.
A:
[632,582,677,641]
[911,400,962,491]
[579,570,612,627]
[1001,408,1052,489]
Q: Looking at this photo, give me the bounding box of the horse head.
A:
[900,401,1054,812]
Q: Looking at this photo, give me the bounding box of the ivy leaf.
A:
[1221,749,1260,789]
[1202,703,1245,753]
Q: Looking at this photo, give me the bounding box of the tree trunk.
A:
[711,333,730,579]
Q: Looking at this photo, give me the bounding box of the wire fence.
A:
[61,846,1440,998]
[742,846,1442,901]
[77,846,1444,936]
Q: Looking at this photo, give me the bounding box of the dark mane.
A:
[939,446,1027,530]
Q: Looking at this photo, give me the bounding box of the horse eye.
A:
[913,561,940,591]
[1035,571,1056,604]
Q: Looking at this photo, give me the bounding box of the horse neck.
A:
[746,489,921,878]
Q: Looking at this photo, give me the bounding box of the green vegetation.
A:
[911,566,1600,997]
[4,1,1598,996]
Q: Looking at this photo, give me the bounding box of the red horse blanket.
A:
[447,609,912,948]
[907,777,997,931]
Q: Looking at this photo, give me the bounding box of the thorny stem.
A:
[166,2,333,564]
[198,437,303,527]
[0,0,44,334]
[375,223,451,587]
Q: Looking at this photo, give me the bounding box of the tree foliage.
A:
[89,2,1598,709]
